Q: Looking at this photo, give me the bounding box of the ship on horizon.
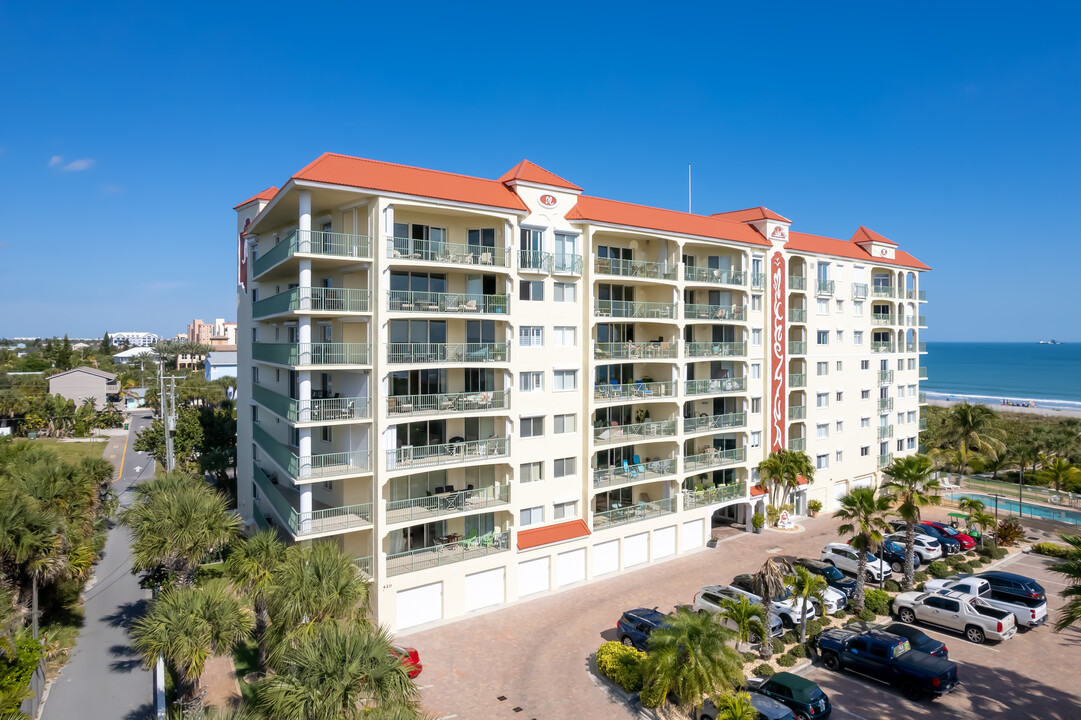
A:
[1038,339,1063,344]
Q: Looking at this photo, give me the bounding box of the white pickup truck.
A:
[924,576,1049,629]
[894,589,1018,644]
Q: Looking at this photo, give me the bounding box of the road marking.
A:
[434,715,458,719]
[835,708,873,720]
[900,624,1001,652]
[115,425,130,482]
[417,683,434,689]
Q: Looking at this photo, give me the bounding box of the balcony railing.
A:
[752,273,766,289]
[518,250,553,273]
[685,377,747,396]
[919,342,927,353]
[788,437,805,452]
[871,313,895,326]
[919,418,927,430]
[553,253,583,274]
[878,453,894,469]
[918,316,927,327]
[789,308,806,322]
[816,279,835,295]
[852,283,869,299]
[594,341,678,360]
[789,405,806,420]
[919,290,927,302]
[685,342,746,359]
[683,481,747,509]
[683,447,746,472]
[878,370,894,384]
[253,424,372,481]
[353,556,372,578]
[684,412,746,434]
[594,496,677,529]
[386,237,511,268]
[685,304,747,321]
[253,342,371,366]
[878,425,894,439]
[878,397,894,411]
[386,484,511,524]
[253,230,372,277]
[252,384,370,423]
[789,341,807,355]
[386,531,510,577]
[253,464,373,537]
[386,437,509,470]
[595,299,677,319]
[387,290,509,315]
[594,419,678,445]
[871,341,895,353]
[683,266,746,285]
[905,342,917,353]
[594,381,678,402]
[788,275,806,291]
[252,287,371,318]
[387,389,510,417]
[386,342,510,364]
[596,257,679,281]
[919,392,928,404]
[919,367,928,379]
[789,373,806,388]
[871,285,895,298]
[593,459,677,489]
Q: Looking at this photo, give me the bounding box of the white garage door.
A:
[683,519,704,550]
[395,582,442,631]
[833,481,849,503]
[593,540,619,576]
[624,532,649,568]
[517,557,549,598]
[653,526,676,559]
[464,567,505,612]
[853,475,875,491]
[557,548,586,587]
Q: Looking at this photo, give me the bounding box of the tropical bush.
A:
[993,547,1008,559]
[914,570,930,583]
[927,561,951,579]
[741,651,757,663]
[771,638,784,655]
[808,499,823,513]
[863,589,891,616]
[789,644,807,658]
[1033,542,1070,558]
[997,516,1025,546]
[776,654,797,667]
[0,632,44,712]
[884,579,901,593]
[805,619,824,637]
[955,562,974,574]
[978,546,995,558]
[946,555,967,569]
[781,630,799,645]
[858,609,876,622]
[752,664,775,677]
[595,641,645,693]
[832,610,846,620]
[638,681,665,708]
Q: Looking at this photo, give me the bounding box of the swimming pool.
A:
[943,491,1081,526]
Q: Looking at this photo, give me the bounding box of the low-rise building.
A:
[48,367,118,410]
[205,351,238,381]
[111,331,159,347]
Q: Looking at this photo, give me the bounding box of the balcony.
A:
[918,316,927,327]
[386,237,511,268]
[684,412,746,434]
[553,253,583,274]
[816,279,835,296]
[594,341,678,361]
[254,424,372,481]
[919,342,927,353]
[789,373,806,388]
[789,405,806,420]
[919,418,927,431]
[252,384,370,424]
[878,453,894,469]
[386,531,510,577]
[253,230,372,278]
[871,342,895,353]
[788,437,805,452]
[683,447,746,473]
[387,290,509,315]
[685,342,746,359]
[751,273,766,290]
[253,342,371,367]
[386,437,509,471]
[597,257,679,281]
[685,304,747,321]
[594,419,678,446]
[252,287,371,319]
[789,341,807,355]
[878,397,894,412]
[684,266,746,286]
[386,342,510,364]
[593,459,677,489]
[871,285,895,299]
[919,392,927,404]
[386,484,511,525]
[789,308,806,323]
[594,496,677,530]
[386,389,510,418]
[878,425,894,439]
[878,370,894,384]
[919,290,927,302]
[518,250,552,273]
[595,300,677,319]
[594,381,678,402]
[353,556,372,578]
[871,313,895,327]
[905,342,916,353]
[683,481,747,509]
[253,464,372,537]
[852,283,869,299]
[684,377,747,396]
[919,367,928,379]
[788,275,806,291]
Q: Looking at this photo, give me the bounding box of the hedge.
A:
[753,664,775,677]
[858,609,877,622]
[884,579,901,592]
[781,630,799,645]
[0,633,43,713]
[928,561,951,579]
[1032,542,1070,558]
[789,644,807,658]
[639,681,666,708]
[772,638,784,655]
[741,651,758,663]
[805,619,825,637]
[864,589,891,616]
[595,641,645,693]
[832,610,847,620]
[954,562,974,574]
[777,654,798,667]
[913,570,930,583]
[946,555,967,568]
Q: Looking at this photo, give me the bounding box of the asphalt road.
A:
[42,410,157,720]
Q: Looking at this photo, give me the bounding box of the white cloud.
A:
[63,158,94,171]
[49,155,63,167]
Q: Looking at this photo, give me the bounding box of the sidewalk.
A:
[200,654,243,711]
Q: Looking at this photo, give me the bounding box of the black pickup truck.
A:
[816,628,960,701]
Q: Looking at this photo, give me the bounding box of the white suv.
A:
[886,532,943,563]
[821,543,893,582]
[692,585,784,639]
[728,574,817,628]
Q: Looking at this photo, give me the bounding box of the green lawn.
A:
[233,638,259,705]
[11,437,109,464]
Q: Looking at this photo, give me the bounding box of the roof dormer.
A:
[711,206,792,248]
[851,225,897,260]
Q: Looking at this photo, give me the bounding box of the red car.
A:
[391,645,422,679]
[922,521,976,550]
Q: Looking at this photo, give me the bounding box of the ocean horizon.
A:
[922,342,1081,411]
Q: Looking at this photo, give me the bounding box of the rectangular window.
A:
[520,280,544,301]
[252,366,259,383]
[817,299,829,315]
[861,417,871,428]
[861,389,870,399]
[816,423,829,439]
[909,385,917,397]
[897,439,905,452]
[554,413,576,434]
[835,299,844,312]
[860,359,869,370]
[252,327,258,342]
[817,330,829,345]
[816,392,829,408]
[817,362,828,376]
[553,370,577,391]
[554,282,577,302]
[836,450,844,463]
[752,329,762,346]
[908,358,916,370]
[897,359,905,371]
[907,411,916,423]
[554,326,576,347]
[854,301,864,317]
[520,372,543,392]
[836,391,843,402]
[251,405,259,423]
[907,437,916,450]
[897,412,905,425]
[751,295,762,311]
[751,397,762,413]
[860,446,870,457]
[519,326,543,346]
[751,431,761,448]
[751,363,761,380]
[520,506,544,526]
[854,330,864,345]
[553,501,578,520]
[321,426,332,443]
[836,421,844,432]
[816,454,829,469]
[520,461,543,483]
[836,330,844,342]
[521,416,544,438]
[836,361,843,371]
[554,457,576,478]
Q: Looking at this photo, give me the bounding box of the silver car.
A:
[692,585,784,640]
[886,532,943,563]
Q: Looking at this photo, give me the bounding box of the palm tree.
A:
[943,402,1006,473]
[834,488,893,613]
[786,565,827,643]
[968,509,997,549]
[254,620,422,720]
[882,454,941,590]
[131,580,253,714]
[1048,533,1081,632]
[717,595,767,647]
[757,452,785,501]
[756,450,815,509]
[711,692,757,720]
[750,557,789,659]
[640,608,743,713]
[1036,457,1080,494]
[225,529,286,673]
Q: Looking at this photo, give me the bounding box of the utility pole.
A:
[160,370,184,472]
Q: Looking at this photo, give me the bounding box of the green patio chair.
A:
[463,528,479,547]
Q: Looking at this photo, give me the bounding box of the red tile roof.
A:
[292,153,528,212]
[565,196,772,247]
[851,225,897,246]
[786,231,930,271]
[750,485,768,496]
[233,187,278,210]
[498,159,582,191]
[517,519,591,550]
[710,206,792,224]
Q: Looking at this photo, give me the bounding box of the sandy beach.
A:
[927,397,1081,419]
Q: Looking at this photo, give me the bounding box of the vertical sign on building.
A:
[770,251,786,451]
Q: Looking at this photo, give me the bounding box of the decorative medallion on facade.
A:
[539,194,557,208]
[770,225,787,240]
[770,251,786,451]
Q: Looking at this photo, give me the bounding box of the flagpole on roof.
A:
[688,162,692,214]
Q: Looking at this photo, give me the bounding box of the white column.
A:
[299,482,313,534]
[298,190,312,251]
[299,372,312,424]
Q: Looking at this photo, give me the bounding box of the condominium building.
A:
[110,331,159,347]
[187,318,238,347]
[234,153,929,632]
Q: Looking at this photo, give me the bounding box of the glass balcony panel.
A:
[385,342,510,364]
[684,342,746,359]
[387,290,509,315]
[594,299,677,319]
[597,257,679,280]
[518,250,553,273]
[788,437,805,452]
[852,283,869,299]
[683,266,746,285]
[683,447,746,472]
[789,373,806,388]
[387,389,510,417]
[386,237,510,268]
[593,496,677,529]
[386,437,509,470]
[683,412,746,434]
[683,481,747,509]
[594,341,678,360]
[386,531,510,576]
[789,308,806,322]
[789,405,806,420]
[871,286,895,298]
[684,377,747,396]
[788,341,807,355]
[594,419,678,445]
[593,381,678,402]
[684,304,747,321]
[386,484,511,524]
[253,230,373,277]
[593,459,676,489]
[552,253,583,274]
[788,275,806,290]
[253,342,370,366]
[816,279,835,295]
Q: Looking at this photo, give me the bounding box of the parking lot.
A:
[407,511,1081,719]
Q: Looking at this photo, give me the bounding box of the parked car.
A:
[745,672,832,720]
[816,627,960,701]
[390,645,422,678]
[692,586,784,640]
[793,558,858,599]
[879,622,948,659]
[894,589,1017,643]
[820,543,892,582]
[876,539,922,575]
[974,571,1046,603]
[885,532,942,563]
[921,521,976,551]
[889,521,961,555]
[729,575,817,628]
[812,585,848,615]
[924,576,1048,628]
[700,690,797,720]
[616,608,667,650]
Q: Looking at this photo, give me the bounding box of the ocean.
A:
[922,342,1081,412]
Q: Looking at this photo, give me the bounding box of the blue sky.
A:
[1,2,1079,341]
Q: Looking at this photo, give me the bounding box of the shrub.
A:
[914,570,930,583]
[858,609,876,622]
[844,617,862,626]
[997,517,1025,547]
[955,562,974,574]
[832,610,846,620]
[884,579,901,593]
[808,499,823,513]
[753,664,775,678]
[777,654,798,667]
[1033,542,1070,558]
[639,681,665,708]
[595,641,645,693]
[0,633,44,713]
[978,546,994,558]
[993,547,1008,559]
[789,644,807,658]
[927,561,951,579]
[741,651,758,663]
[864,589,891,616]
[946,555,967,568]
[772,638,784,655]
[781,630,799,645]
[806,619,824,637]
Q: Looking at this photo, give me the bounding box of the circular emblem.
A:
[880,248,888,256]
[539,194,557,208]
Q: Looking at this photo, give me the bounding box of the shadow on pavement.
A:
[109,643,144,673]
[102,599,148,629]
[122,701,156,720]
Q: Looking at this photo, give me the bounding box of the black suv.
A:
[793,558,858,598]
[975,571,1046,602]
